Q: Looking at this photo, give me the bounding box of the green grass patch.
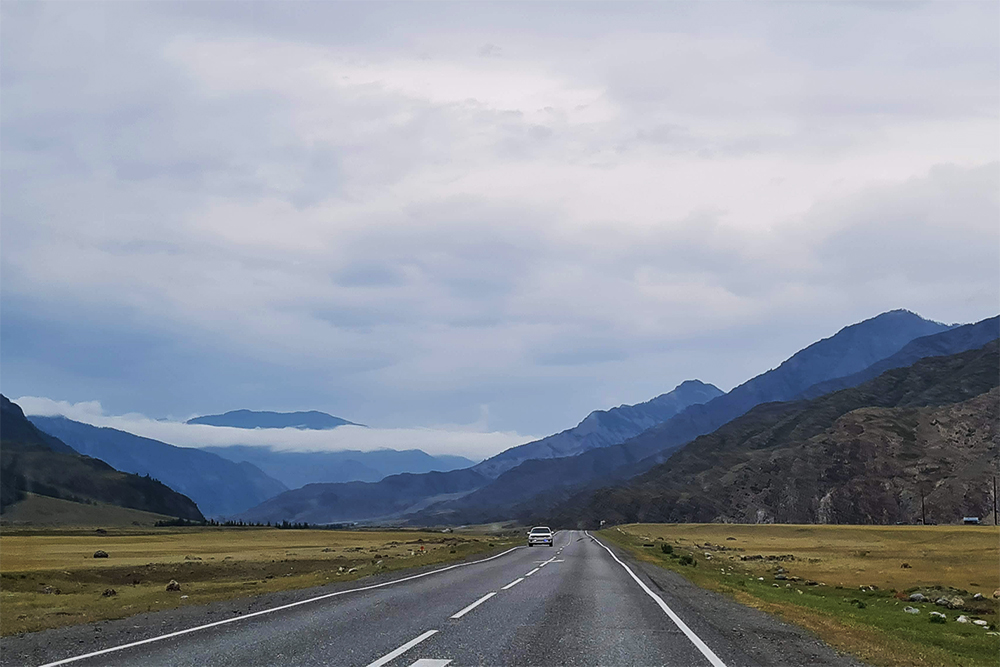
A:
[599,526,999,667]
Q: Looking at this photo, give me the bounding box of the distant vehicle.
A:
[963,517,981,525]
[528,526,554,547]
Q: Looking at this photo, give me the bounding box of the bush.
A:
[679,554,694,566]
[661,544,673,555]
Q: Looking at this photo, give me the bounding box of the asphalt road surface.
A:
[4,531,863,667]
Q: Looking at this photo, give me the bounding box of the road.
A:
[7,531,862,667]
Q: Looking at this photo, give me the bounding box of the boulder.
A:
[956,615,970,623]
[973,593,984,600]
[93,550,109,559]
[908,593,925,602]
[903,606,920,614]
[973,620,989,627]
[935,597,950,606]
[101,588,117,597]
[947,597,965,609]
[929,611,947,623]
[165,580,181,592]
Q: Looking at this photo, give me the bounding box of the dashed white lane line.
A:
[37,547,522,667]
[587,531,728,667]
[524,567,540,576]
[450,591,497,619]
[502,577,525,590]
[408,660,452,667]
[365,630,439,667]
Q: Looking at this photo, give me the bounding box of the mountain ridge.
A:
[187,409,361,430]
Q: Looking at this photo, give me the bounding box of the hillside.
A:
[0,396,204,521]
[187,409,360,429]
[238,469,489,524]
[554,342,999,527]
[202,446,476,489]
[414,310,953,524]
[29,416,288,517]
[472,380,723,478]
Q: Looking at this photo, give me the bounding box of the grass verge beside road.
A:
[599,524,999,667]
[0,526,515,636]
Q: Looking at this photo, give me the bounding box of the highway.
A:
[7,531,861,667]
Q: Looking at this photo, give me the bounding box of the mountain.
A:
[187,410,360,429]
[201,446,477,489]
[797,315,999,399]
[1,396,204,521]
[29,416,288,517]
[234,380,720,524]
[237,469,489,524]
[472,380,723,479]
[553,342,999,527]
[414,310,952,524]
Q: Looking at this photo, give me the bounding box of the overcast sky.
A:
[2,2,998,458]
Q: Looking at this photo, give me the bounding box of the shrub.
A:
[679,554,694,566]
[661,544,673,555]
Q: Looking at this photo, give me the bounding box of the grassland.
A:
[0,525,515,636]
[600,524,1000,667]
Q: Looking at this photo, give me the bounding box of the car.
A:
[527,526,554,547]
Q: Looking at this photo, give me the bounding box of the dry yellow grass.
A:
[0,526,515,636]
[618,523,999,596]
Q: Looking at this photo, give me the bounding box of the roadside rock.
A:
[102,589,117,597]
[956,615,970,623]
[93,550,109,559]
[973,620,989,627]
[166,580,181,592]
[929,611,947,623]
[903,606,920,614]
[935,597,950,607]
[948,597,965,609]
[973,593,984,600]
[908,593,925,602]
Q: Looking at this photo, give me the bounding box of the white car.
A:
[527,526,554,547]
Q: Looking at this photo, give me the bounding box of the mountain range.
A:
[554,341,998,526]
[241,310,994,526]
[1,396,203,521]
[28,416,288,518]
[201,446,476,489]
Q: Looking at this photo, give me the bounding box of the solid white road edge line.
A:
[365,629,439,667]
[501,577,524,590]
[450,591,497,619]
[586,531,728,667]
[37,546,522,667]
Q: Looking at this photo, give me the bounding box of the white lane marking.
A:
[366,629,438,667]
[524,567,540,576]
[501,577,524,590]
[38,547,522,667]
[450,591,497,619]
[408,660,452,667]
[587,532,728,667]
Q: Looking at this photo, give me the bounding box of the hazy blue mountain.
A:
[2,397,203,521]
[187,409,361,430]
[30,416,287,517]
[202,446,477,489]
[473,380,723,479]
[414,309,953,524]
[238,469,489,524]
[797,315,999,400]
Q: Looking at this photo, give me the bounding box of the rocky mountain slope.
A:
[1,396,204,521]
[414,310,953,524]
[472,380,722,478]
[187,409,360,429]
[553,342,999,527]
[202,446,476,489]
[30,416,287,517]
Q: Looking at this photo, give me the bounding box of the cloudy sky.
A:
[2,2,998,458]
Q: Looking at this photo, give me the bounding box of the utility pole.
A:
[921,490,927,526]
[993,476,997,526]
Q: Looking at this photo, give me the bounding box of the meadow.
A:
[601,523,999,667]
[0,524,514,636]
